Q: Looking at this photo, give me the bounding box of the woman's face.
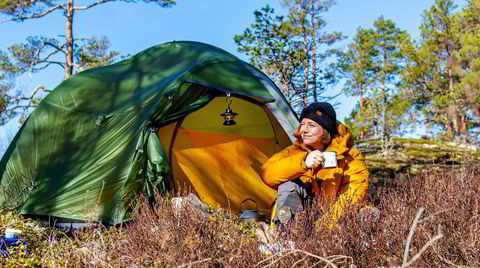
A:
[299,118,329,149]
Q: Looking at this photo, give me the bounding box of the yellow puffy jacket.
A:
[260,122,369,222]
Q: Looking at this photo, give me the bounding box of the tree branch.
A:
[73,0,117,10]
[32,61,65,72]
[0,4,66,23]
[43,42,67,55]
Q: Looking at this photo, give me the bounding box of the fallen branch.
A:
[255,249,355,268]
[399,207,444,268]
[176,257,212,268]
[403,207,424,264]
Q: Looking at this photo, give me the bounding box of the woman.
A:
[261,102,369,224]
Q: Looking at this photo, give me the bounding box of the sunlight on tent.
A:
[158,97,291,214]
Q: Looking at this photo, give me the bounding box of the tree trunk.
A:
[373,102,378,140]
[381,49,388,149]
[360,95,364,141]
[311,10,317,102]
[381,84,387,149]
[283,82,289,99]
[445,116,454,139]
[461,112,469,144]
[65,0,74,79]
[448,75,459,141]
[303,22,309,108]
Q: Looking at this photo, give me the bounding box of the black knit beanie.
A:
[299,102,338,136]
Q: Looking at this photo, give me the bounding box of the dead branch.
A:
[399,208,444,268]
[402,207,424,264]
[255,249,355,268]
[176,257,212,268]
[418,208,453,224]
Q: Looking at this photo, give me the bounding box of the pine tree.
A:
[1,0,175,78]
[343,17,409,147]
[234,5,304,104]
[0,0,175,125]
[453,0,480,142]
[370,16,410,147]
[282,0,343,109]
[403,0,464,141]
[235,2,343,113]
[342,27,377,140]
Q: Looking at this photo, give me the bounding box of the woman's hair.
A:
[294,125,303,143]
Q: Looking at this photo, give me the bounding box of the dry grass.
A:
[1,163,479,267]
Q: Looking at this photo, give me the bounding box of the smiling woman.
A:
[260,102,369,225]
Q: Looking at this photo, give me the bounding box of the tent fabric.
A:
[174,131,278,214]
[0,41,298,224]
[160,96,289,204]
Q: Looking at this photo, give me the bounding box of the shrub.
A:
[1,163,479,267]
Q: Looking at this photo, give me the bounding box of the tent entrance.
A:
[157,96,291,213]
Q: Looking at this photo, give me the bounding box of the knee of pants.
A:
[277,181,297,195]
[276,181,303,211]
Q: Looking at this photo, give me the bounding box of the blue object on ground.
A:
[0,236,28,257]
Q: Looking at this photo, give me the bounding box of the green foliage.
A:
[400,0,478,142]
[0,0,176,126]
[453,0,480,129]
[234,5,304,103]
[342,16,411,145]
[0,0,175,19]
[77,36,121,70]
[0,35,120,125]
[391,137,436,144]
[235,2,344,112]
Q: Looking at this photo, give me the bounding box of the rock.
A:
[356,207,382,223]
[422,144,439,149]
[258,240,295,255]
[171,193,210,218]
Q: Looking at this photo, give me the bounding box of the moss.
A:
[362,139,382,144]
[365,158,387,163]
[392,138,436,144]
[405,150,449,159]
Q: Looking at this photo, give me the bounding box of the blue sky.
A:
[0,0,467,144]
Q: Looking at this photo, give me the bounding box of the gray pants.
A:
[275,179,313,224]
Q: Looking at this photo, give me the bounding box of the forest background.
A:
[0,0,479,155]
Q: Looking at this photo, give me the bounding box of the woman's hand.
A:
[305,150,325,169]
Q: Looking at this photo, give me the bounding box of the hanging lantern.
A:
[220,93,238,126]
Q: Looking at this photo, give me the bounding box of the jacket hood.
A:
[329,121,354,155]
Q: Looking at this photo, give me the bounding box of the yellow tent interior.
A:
[157,96,292,216]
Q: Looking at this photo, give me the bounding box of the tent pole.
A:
[262,106,280,145]
[168,117,185,195]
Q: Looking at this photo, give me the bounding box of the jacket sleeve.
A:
[330,148,369,221]
[260,145,309,188]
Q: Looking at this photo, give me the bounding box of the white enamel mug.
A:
[5,228,21,238]
[323,151,337,168]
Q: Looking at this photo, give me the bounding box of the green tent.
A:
[0,41,298,224]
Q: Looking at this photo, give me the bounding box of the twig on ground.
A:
[400,208,444,268]
[176,257,212,268]
[401,231,443,268]
[256,249,354,268]
[402,207,424,264]
[418,208,452,224]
